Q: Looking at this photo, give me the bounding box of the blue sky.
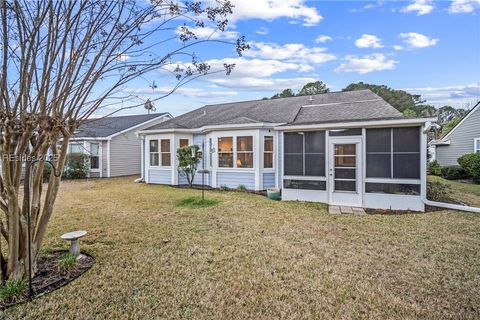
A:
[113,0,480,117]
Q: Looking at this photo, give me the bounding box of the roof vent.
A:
[308,96,314,103]
[203,110,207,116]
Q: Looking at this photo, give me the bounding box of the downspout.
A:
[422,196,480,213]
[134,135,145,183]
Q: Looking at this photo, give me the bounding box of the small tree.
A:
[298,81,330,96]
[177,145,201,187]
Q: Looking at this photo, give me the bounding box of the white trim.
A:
[276,118,437,131]
[137,122,284,135]
[442,102,480,140]
[106,140,111,178]
[70,137,109,141]
[474,137,480,153]
[365,178,421,184]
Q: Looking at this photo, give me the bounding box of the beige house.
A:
[69,113,171,177]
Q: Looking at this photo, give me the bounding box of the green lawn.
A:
[3,177,480,319]
[428,175,480,207]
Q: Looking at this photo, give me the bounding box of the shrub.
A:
[58,252,77,270]
[220,185,229,191]
[0,279,26,302]
[63,153,89,179]
[441,165,468,180]
[237,184,247,192]
[427,181,452,202]
[458,153,480,181]
[427,160,442,176]
[176,145,201,187]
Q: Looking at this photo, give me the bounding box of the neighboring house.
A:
[69,113,171,177]
[431,102,480,166]
[137,90,436,211]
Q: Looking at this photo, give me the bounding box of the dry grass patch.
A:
[428,175,480,207]
[2,176,480,319]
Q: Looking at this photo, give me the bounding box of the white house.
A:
[137,90,436,211]
[69,113,171,177]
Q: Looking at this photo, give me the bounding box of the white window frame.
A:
[263,136,274,169]
[217,135,255,169]
[149,140,160,167]
[236,136,254,169]
[160,139,171,167]
[218,136,234,168]
[179,138,189,148]
[89,142,100,172]
[474,138,480,153]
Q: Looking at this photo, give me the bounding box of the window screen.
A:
[365,183,420,195]
[284,179,326,190]
[329,128,362,136]
[366,127,421,179]
[284,131,325,176]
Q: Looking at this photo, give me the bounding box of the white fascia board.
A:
[108,114,172,139]
[442,102,480,140]
[137,123,284,135]
[69,137,110,141]
[275,117,437,131]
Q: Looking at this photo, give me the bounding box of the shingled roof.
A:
[74,113,170,138]
[144,89,404,131]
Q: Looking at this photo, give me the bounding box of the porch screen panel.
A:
[284,131,325,176]
[393,127,420,179]
[366,128,391,178]
[305,131,325,176]
[284,132,304,175]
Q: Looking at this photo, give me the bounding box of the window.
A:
[160,139,171,166]
[366,127,420,179]
[90,143,99,169]
[218,137,233,168]
[69,143,84,153]
[284,179,326,190]
[263,136,273,168]
[179,139,189,148]
[475,138,480,153]
[149,140,159,166]
[236,136,253,168]
[284,131,325,176]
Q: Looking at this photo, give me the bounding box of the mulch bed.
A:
[0,250,95,310]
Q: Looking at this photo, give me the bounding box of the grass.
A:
[0,279,26,302]
[57,253,77,270]
[428,175,480,207]
[176,196,220,208]
[3,176,480,319]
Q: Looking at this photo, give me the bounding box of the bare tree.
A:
[0,0,248,282]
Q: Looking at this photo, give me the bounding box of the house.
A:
[431,102,480,166]
[69,113,171,177]
[137,90,436,211]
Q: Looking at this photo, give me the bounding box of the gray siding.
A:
[178,170,210,186]
[217,171,255,189]
[148,169,171,184]
[436,107,480,166]
[193,134,208,170]
[263,172,275,189]
[109,116,169,177]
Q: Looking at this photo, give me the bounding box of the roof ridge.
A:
[301,98,382,108]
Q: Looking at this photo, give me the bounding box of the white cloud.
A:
[124,86,238,98]
[227,0,322,26]
[335,54,397,74]
[355,34,383,48]
[401,83,480,106]
[255,27,269,35]
[393,45,404,50]
[399,32,439,48]
[209,77,317,91]
[176,26,239,40]
[204,57,314,77]
[401,0,434,15]
[244,42,336,64]
[315,35,332,43]
[449,0,480,13]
